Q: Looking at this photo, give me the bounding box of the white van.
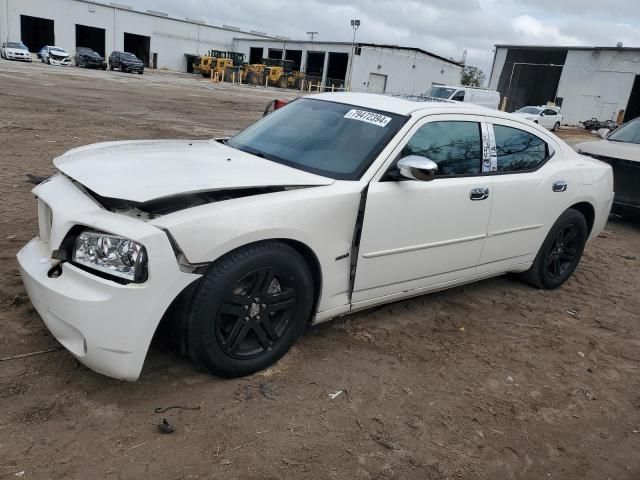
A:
[427,85,500,110]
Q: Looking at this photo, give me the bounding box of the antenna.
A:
[461,49,467,66]
[306,31,318,41]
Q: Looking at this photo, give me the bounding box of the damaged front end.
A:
[84,184,294,217]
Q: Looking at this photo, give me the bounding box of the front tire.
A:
[186,241,314,378]
[521,209,588,289]
[553,122,560,131]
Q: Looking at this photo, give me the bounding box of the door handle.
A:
[553,180,568,192]
[470,187,490,201]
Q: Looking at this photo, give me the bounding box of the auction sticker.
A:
[344,109,392,127]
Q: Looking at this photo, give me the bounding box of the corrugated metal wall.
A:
[556,50,640,125]
[490,46,640,125]
[350,46,462,96]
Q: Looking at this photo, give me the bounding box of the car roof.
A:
[310,92,474,116]
[310,92,516,118]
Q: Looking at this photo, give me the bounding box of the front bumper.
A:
[49,57,71,66]
[17,174,200,381]
[7,53,32,61]
[123,64,144,73]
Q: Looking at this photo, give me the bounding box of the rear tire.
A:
[186,241,314,378]
[521,209,588,289]
[553,122,560,131]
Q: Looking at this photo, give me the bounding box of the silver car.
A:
[576,117,640,216]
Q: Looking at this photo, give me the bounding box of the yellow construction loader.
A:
[244,58,304,88]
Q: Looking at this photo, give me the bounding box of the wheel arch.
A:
[568,201,595,236]
[156,237,324,356]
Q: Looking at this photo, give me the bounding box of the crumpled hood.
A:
[54,139,334,203]
[575,139,640,163]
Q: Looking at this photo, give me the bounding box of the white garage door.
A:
[368,73,387,93]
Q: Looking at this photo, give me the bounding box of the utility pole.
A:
[306,31,318,41]
[346,19,360,91]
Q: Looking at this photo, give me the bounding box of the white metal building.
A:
[0,0,271,71]
[0,0,462,94]
[489,44,640,125]
[234,38,463,95]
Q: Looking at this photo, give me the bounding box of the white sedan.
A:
[512,106,563,131]
[39,46,71,66]
[17,93,613,381]
[0,41,32,61]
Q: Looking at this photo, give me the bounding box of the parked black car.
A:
[108,51,144,74]
[75,47,107,69]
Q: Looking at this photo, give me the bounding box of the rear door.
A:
[477,117,571,273]
[352,114,493,305]
[542,108,559,129]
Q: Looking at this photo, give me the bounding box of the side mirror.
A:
[397,156,438,181]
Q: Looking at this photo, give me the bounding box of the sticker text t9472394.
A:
[344,109,392,127]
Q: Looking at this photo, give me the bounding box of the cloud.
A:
[511,15,582,45]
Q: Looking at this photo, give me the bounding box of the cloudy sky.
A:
[128,0,640,73]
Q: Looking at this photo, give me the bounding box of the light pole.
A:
[347,19,360,91]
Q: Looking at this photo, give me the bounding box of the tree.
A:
[461,66,486,87]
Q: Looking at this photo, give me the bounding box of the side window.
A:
[543,109,557,116]
[493,125,548,172]
[401,121,482,176]
[452,90,465,102]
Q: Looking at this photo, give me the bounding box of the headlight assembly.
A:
[72,230,148,282]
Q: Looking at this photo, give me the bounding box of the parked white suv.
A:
[18,93,613,381]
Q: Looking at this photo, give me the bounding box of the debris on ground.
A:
[25,174,50,185]
[329,390,343,400]
[154,405,201,414]
[157,418,176,434]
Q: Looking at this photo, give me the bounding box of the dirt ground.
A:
[1,60,639,480]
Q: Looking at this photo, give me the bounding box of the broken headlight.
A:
[72,230,147,282]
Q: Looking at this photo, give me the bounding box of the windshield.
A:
[607,118,640,144]
[122,53,138,60]
[7,42,26,49]
[50,47,65,53]
[517,107,542,115]
[428,87,457,99]
[226,98,407,180]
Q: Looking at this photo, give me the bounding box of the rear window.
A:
[494,125,548,171]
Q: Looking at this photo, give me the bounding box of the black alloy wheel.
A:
[186,241,314,378]
[522,208,588,289]
[216,267,297,359]
[545,223,581,279]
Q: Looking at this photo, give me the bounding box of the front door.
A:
[352,115,493,304]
